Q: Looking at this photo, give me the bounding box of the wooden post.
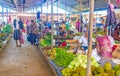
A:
[46,0,48,21]
[65,0,67,20]
[86,0,94,76]
[47,0,48,21]
[51,0,54,50]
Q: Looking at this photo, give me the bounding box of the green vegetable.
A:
[40,34,51,47]
[68,54,99,69]
[113,64,120,71]
[54,48,76,67]
[116,70,120,76]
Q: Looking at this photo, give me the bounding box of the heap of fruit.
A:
[46,49,56,60]
[68,54,99,69]
[62,67,92,76]
[92,62,120,76]
[62,62,120,76]
[53,48,76,67]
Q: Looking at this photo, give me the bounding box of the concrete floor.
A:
[0,38,55,76]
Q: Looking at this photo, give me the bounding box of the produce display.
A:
[46,49,56,59]
[68,54,99,69]
[0,24,12,48]
[53,48,76,67]
[62,62,120,76]
[40,34,51,47]
[2,24,12,36]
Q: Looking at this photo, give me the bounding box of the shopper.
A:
[18,18,24,30]
[28,20,38,45]
[61,21,66,30]
[13,19,21,47]
[76,19,80,32]
[113,22,120,41]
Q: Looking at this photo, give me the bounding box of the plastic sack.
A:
[108,36,115,47]
[61,41,66,47]
[96,36,112,58]
[20,32,24,44]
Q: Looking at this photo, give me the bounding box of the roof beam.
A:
[0,0,16,9]
[59,1,79,10]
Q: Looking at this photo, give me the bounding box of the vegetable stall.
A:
[37,0,120,76]
[0,24,12,52]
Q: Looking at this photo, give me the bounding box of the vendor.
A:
[59,27,66,37]
[76,30,95,53]
[113,22,120,41]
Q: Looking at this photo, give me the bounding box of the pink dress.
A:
[76,21,80,32]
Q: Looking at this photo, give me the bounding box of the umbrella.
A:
[105,4,116,35]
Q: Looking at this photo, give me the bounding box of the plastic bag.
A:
[20,32,24,44]
[96,36,112,58]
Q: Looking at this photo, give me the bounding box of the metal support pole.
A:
[57,0,59,21]
[2,4,4,22]
[41,4,43,20]
[87,0,94,76]
[51,0,54,50]
[7,7,8,23]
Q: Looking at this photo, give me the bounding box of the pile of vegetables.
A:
[3,24,12,36]
[68,54,99,69]
[0,24,12,48]
[62,62,120,76]
[40,34,51,47]
[53,48,76,67]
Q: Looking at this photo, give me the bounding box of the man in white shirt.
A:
[76,31,95,53]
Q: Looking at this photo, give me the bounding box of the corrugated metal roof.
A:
[0,0,119,12]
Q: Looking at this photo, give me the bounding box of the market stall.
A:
[37,0,120,76]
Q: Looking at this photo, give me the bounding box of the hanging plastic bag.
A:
[20,32,24,44]
[96,36,112,58]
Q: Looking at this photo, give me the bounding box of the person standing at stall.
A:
[76,19,80,32]
[18,18,24,44]
[28,20,38,45]
[18,18,24,31]
[13,19,21,47]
